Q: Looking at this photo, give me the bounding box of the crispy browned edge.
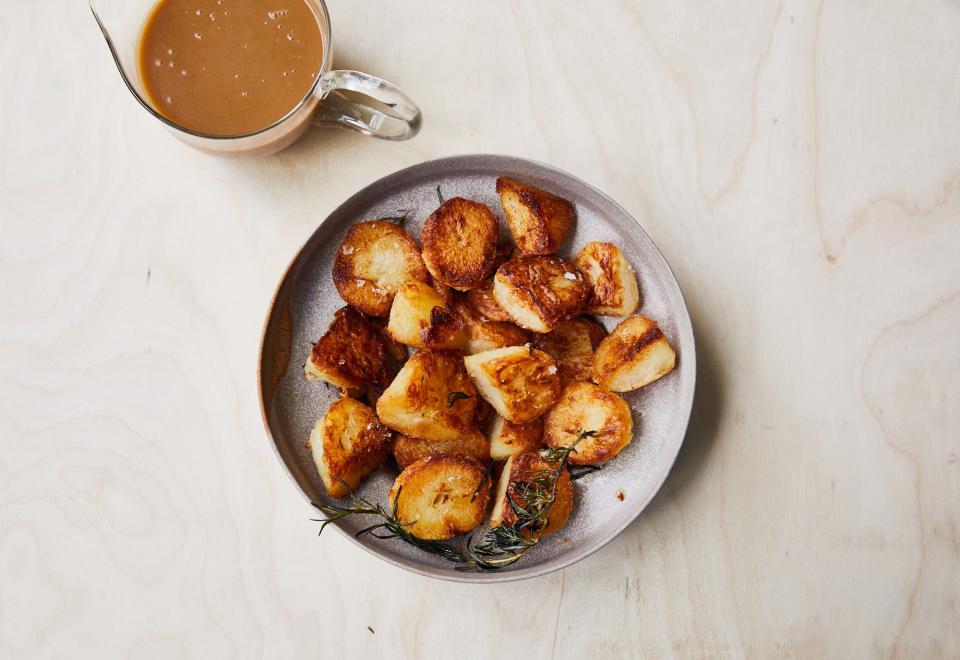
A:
[452,298,530,347]
[592,317,666,384]
[309,305,401,392]
[496,177,575,255]
[497,255,590,328]
[392,431,491,470]
[420,305,466,348]
[421,198,499,289]
[576,242,628,311]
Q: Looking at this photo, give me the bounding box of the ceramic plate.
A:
[258,154,695,582]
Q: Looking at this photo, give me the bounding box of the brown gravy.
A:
[138,0,324,136]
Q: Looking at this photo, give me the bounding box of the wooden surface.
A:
[1,1,958,657]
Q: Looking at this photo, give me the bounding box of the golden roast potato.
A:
[421,197,499,291]
[493,256,589,333]
[332,220,429,317]
[464,345,560,424]
[591,316,676,391]
[489,451,573,538]
[496,177,574,255]
[305,306,403,396]
[573,242,640,317]
[389,455,492,540]
[309,397,392,498]
[376,349,477,441]
[543,381,633,465]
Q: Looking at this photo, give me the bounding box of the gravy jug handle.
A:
[313,70,421,141]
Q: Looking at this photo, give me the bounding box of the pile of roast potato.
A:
[304,176,677,542]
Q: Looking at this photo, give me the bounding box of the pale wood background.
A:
[1,1,958,657]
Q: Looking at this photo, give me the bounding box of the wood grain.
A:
[1,0,958,657]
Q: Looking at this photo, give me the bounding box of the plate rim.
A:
[257,153,696,583]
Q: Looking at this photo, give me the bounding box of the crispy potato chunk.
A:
[592,316,677,391]
[421,198,499,290]
[392,428,491,470]
[532,317,607,387]
[308,397,392,498]
[389,455,491,540]
[376,349,477,441]
[465,279,513,322]
[305,306,402,395]
[488,415,544,461]
[464,346,560,424]
[333,220,429,317]
[452,298,529,355]
[489,452,573,538]
[573,242,640,316]
[387,281,466,350]
[543,381,633,465]
[496,177,574,255]
[493,256,589,333]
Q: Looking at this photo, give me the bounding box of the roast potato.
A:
[421,198,499,290]
[489,451,573,538]
[305,306,402,395]
[496,177,574,255]
[387,280,466,350]
[389,455,492,540]
[464,346,560,424]
[532,317,607,387]
[452,298,529,355]
[543,381,633,465]
[333,220,429,317]
[493,256,589,333]
[592,316,676,391]
[488,415,544,461]
[308,397,392,498]
[376,349,477,441]
[574,242,640,316]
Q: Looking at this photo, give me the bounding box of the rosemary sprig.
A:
[310,430,596,572]
[312,480,469,564]
[461,430,596,570]
[436,185,444,204]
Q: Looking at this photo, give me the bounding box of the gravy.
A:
[138,0,324,136]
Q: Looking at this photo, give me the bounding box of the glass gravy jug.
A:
[90,0,422,156]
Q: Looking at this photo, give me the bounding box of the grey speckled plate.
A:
[258,154,695,582]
